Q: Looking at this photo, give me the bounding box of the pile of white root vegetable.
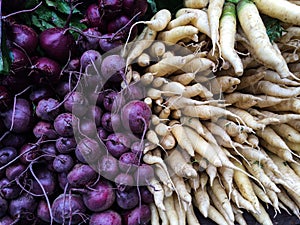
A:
[121,0,300,224]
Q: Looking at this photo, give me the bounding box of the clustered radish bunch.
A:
[115,0,300,224]
[0,0,156,224]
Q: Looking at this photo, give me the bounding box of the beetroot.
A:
[80,49,102,70]
[83,4,105,28]
[1,98,33,133]
[78,28,102,51]
[32,57,62,84]
[51,194,86,224]
[99,33,123,52]
[107,15,130,33]
[90,210,122,225]
[99,0,123,19]
[121,100,152,135]
[82,179,115,212]
[123,204,151,225]
[0,86,12,111]
[35,98,60,121]
[67,163,97,187]
[39,27,76,63]
[8,24,38,54]
[53,113,75,137]
[10,47,30,72]
[9,194,37,219]
[101,54,126,83]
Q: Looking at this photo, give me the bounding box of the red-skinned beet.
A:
[99,0,123,20]
[0,86,12,111]
[82,179,116,212]
[39,27,76,63]
[9,194,37,219]
[99,33,123,52]
[107,15,130,33]
[78,27,102,51]
[1,98,34,133]
[8,24,38,55]
[51,194,86,224]
[83,4,106,28]
[32,57,62,84]
[10,47,30,72]
[123,204,151,225]
[90,210,122,225]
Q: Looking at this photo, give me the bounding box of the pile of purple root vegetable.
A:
[0,0,155,224]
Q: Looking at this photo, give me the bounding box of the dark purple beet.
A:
[78,28,102,51]
[9,194,37,218]
[1,98,33,133]
[130,141,143,158]
[58,172,68,190]
[32,57,62,84]
[0,216,14,224]
[39,27,76,63]
[0,86,12,111]
[123,205,151,225]
[119,152,139,172]
[116,188,139,209]
[83,4,104,28]
[76,138,102,163]
[106,133,131,158]
[114,173,134,191]
[66,58,80,71]
[37,200,50,223]
[99,155,119,179]
[29,87,54,104]
[99,33,123,52]
[101,54,125,82]
[1,133,26,149]
[5,163,26,181]
[63,91,88,117]
[36,98,60,121]
[90,210,122,225]
[0,147,17,166]
[101,112,121,133]
[0,197,8,219]
[140,186,154,204]
[0,178,21,199]
[19,143,38,165]
[55,81,72,97]
[30,165,56,195]
[40,143,57,160]
[134,164,154,185]
[99,0,123,19]
[51,194,86,224]
[123,0,148,17]
[55,137,77,154]
[53,113,75,137]
[10,47,30,72]
[82,179,115,212]
[121,100,152,134]
[79,118,97,137]
[8,24,38,54]
[67,164,97,187]
[103,90,119,112]
[33,121,58,139]
[85,105,102,127]
[80,49,102,70]
[97,127,109,141]
[107,15,130,33]
[53,154,74,173]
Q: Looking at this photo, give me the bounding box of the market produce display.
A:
[1,0,300,224]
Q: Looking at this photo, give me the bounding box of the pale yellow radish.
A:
[150,203,160,225]
[220,2,243,76]
[163,195,179,225]
[271,123,300,143]
[232,161,261,213]
[237,0,295,79]
[184,126,222,167]
[148,178,166,211]
[157,25,199,44]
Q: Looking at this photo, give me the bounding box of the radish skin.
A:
[237,0,294,79]
[253,0,300,25]
[220,2,243,76]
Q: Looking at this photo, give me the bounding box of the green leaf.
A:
[45,0,80,15]
[261,15,284,43]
